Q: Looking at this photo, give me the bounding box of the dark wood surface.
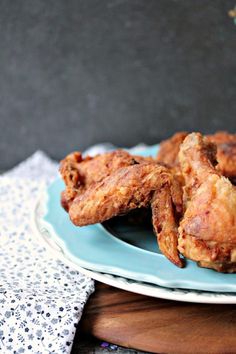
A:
[78,282,236,354]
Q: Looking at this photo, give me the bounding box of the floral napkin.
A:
[0,151,95,354]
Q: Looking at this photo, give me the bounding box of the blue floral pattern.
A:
[0,152,94,354]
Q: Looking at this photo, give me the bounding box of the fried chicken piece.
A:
[60,150,154,211]
[178,133,236,272]
[67,162,183,267]
[207,131,236,183]
[156,132,188,167]
[152,183,183,267]
[156,132,189,191]
[156,131,236,184]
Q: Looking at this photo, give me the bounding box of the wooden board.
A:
[79,282,236,354]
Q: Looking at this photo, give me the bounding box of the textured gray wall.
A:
[0,0,235,169]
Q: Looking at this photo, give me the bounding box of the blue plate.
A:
[43,145,236,292]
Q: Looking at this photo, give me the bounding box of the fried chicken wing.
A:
[64,161,183,267]
[68,163,166,225]
[60,150,154,211]
[156,131,236,184]
[178,133,236,272]
[152,184,183,267]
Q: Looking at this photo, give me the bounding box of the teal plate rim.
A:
[41,144,236,293]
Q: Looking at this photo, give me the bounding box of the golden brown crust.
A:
[67,162,183,267]
[60,149,184,268]
[207,131,236,181]
[178,233,236,272]
[60,150,135,188]
[60,132,236,272]
[69,163,168,225]
[156,132,188,167]
[59,150,151,210]
[156,131,236,183]
[178,133,236,272]
[152,184,184,267]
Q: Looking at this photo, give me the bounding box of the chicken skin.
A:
[59,132,236,272]
[178,133,236,272]
[157,131,236,184]
[60,150,154,211]
[156,132,188,167]
[207,131,236,183]
[60,150,184,267]
[68,162,183,267]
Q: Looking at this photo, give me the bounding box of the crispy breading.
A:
[60,150,154,210]
[152,184,184,267]
[59,132,236,272]
[156,131,236,183]
[178,133,236,272]
[69,163,168,225]
[66,162,183,267]
[156,132,188,167]
[207,131,236,182]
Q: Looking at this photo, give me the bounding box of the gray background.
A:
[0,0,235,170]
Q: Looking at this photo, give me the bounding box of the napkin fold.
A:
[0,151,96,354]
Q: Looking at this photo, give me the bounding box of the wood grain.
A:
[80,282,236,354]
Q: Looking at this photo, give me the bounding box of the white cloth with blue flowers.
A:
[0,151,95,354]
